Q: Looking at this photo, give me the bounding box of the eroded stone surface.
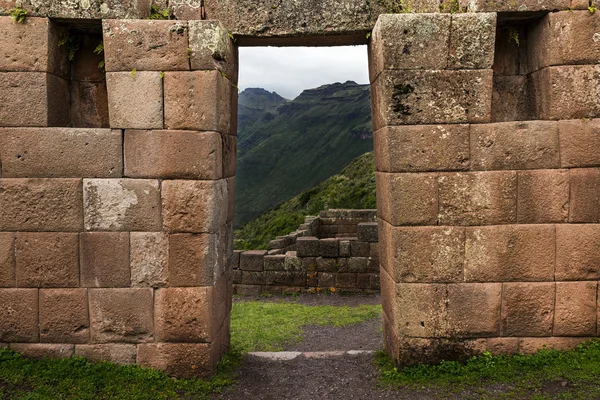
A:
[130,232,169,287]
[39,289,89,343]
[106,71,163,129]
[189,20,237,81]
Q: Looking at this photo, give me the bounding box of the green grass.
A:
[375,341,600,399]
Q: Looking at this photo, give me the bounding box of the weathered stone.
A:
[124,130,222,179]
[169,234,219,286]
[221,135,237,178]
[374,125,470,173]
[16,232,79,288]
[130,232,168,287]
[556,224,600,280]
[357,222,378,242]
[485,338,519,355]
[464,0,570,12]
[162,179,228,233]
[350,241,370,257]
[447,283,501,337]
[347,257,368,273]
[376,172,438,226]
[501,283,555,337]
[263,254,285,271]
[70,81,110,128]
[239,250,266,271]
[517,170,569,223]
[155,287,214,342]
[569,168,600,223]
[336,273,357,288]
[492,24,530,76]
[0,233,15,287]
[80,232,130,288]
[491,75,535,122]
[464,225,555,282]
[164,70,232,134]
[438,171,517,226]
[265,271,305,286]
[284,251,303,272]
[89,288,154,343]
[319,238,339,258]
[0,0,151,19]
[519,337,591,354]
[447,13,496,69]
[339,240,351,257]
[39,289,89,343]
[74,344,137,364]
[396,283,447,337]
[296,237,320,257]
[235,284,262,296]
[84,179,161,231]
[102,20,189,72]
[470,121,560,170]
[106,71,163,129]
[371,69,493,129]
[316,257,337,273]
[559,119,600,168]
[137,343,214,378]
[554,281,597,336]
[0,289,38,342]
[10,344,73,359]
[188,20,237,82]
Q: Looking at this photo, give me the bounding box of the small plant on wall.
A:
[9,6,27,23]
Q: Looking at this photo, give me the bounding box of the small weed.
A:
[94,42,105,69]
[228,33,237,42]
[130,68,136,76]
[508,28,520,46]
[9,7,27,23]
[160,71,165,79]
[187,47,192,58]
[148,5,170,19]
[589,5,597,13]
[366,32,371,39]
[58,32,81,62]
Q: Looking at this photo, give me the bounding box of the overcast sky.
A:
[238,46,369,100]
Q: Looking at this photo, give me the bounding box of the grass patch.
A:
[231,300,382,353]
[375,341,600,399]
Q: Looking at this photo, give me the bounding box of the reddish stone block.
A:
[569,168,600,223]
[447,283,501,337]
[554,281,597,336]
[89,288,154,343]
[371,69,493,129]
[519,337,591,354]
[130,232,168,287]
[470,121,560,170]
[485,338,519,355]
[39,289,89,343]
[0,179,83,232]
[0,233,15,287]
[447,13,496,70]
[169,234,218,287]
[162,179,228,233]
[0,289,38,342]
[70,81,110,128]
[438,171,517,226]
[559,119,600,168]
[396,283,447,337]
[164,70,232,134]
[10,344,73,359]
[374,125,470,173]
[570,0,590,8]
[137,343,214,378]
[222,134,237,177]
[376,172,438,226]
[74,344,137,364]
[102,20,189,72]
[188,20,237,82]
[16,232,79,288]
[491,75,535,122]
[83,179,161,231]
[556,224,600,280]
[0,128,121,178]
[501,283,555,337]
[465,225,555,282]
[124,130,222,180]
[80,232,129,288]
[517,170,569,223]
[106,71,163,129]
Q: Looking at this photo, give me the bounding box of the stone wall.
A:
[372,11,600,364]
[233,210,380,294]
[0,17,236,378]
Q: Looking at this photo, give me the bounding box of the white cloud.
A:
[238,46,369,99]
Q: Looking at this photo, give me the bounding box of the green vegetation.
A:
[148,5,170,19]
[58,32,80,62]
[8,7,27,23]
[508,28,520,46]
[376,340,600,399]
[94,42,105,69]
[231,300,382,353]
[234,152,376,250]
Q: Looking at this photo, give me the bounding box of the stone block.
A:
[554,281,597,336]
[339,240,351,257]
[10,344,73,359]
[0,128,121,178]
[89,288,154,343]
[232,250,242,268]
[465,0,569,12]
[369,14,451,80]
[492,25,530,76]
[559,119,600,168]
[383,224,465,283]
[528,11,600,71]
[0,289,38,342]
[438,171,517,226]
[155,287,214,342]
[124,130,222,179]
[374,125,470,173]
[102,20,189,72]
[569,168,600,223]
[130,232,169,287]
[336,273,357,288]
[137,343,214,378]
[232,269,242,284]
[265,271,305,286]
[74,344,137,364]
[396,283,447,337]
[447,13,496,69]
[316,257,337,272]
[235,284,262,296]
[531,65,600,120]
[470,121,560,170]
[517,170,569,223]
[571,0,590,8]
[83,179,161,231]
[169,234,218,287]
[162,179,228,233]
[39,289,89,343]
[284,252,303,272]
[69,81,110,128]
[188,20,237,82]
[263,254,286,271]
[15,232,79,288]
[0,0,151,19]
[80,232,130,288]
[491,75,536,122]
[350,241,370,257]
[296,237,320,257]
[371,69,493,129]
[164,70,232,134]
[501,283,555,337]
[319,238,339,257]
[370,242,379,258]
[465,225,555,282]
[0,72,70,127]
[519,337,591,354]
[239,250,267,271]
[0,179,83,232]
[357,222,379,242]
[240,271,264,285]
[318,272,335,287]
[556,224,600,280]
[447,283,501,337]
[222,134,237,177]
[0,233,15,287]
[106,71,163,129]
[485,338,519,355]
[347,257,368,273]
